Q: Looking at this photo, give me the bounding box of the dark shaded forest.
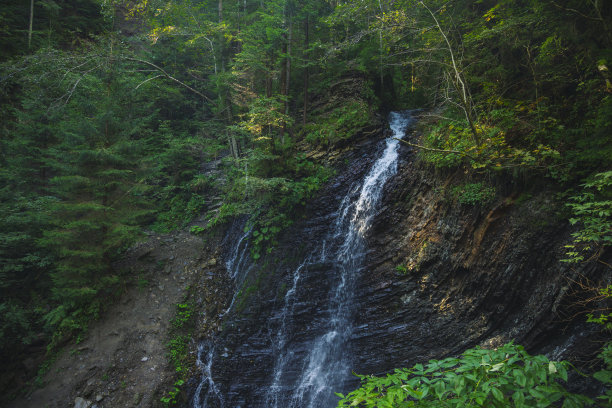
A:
[1,0,611,405]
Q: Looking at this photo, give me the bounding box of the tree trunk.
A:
[226,100,239,159]
[420,1,480,145]
[303,15,309,126]
[285,18,292,114]
[280,18,292,145]
[218,0,225,72]
[28,0,34,49]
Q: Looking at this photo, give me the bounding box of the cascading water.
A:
[222,224,254,315]
[267,111,414,407]
[192,111,414,408]
[192,220,253,408]
[193,341,225,408]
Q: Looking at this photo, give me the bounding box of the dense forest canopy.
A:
[1,0,611,402]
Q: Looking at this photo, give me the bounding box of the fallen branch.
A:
[393,138,474,159]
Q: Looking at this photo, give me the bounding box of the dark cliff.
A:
[354,145,608,380]
[191,114,609,406]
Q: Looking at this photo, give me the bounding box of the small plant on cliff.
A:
[585,284,612,330]
[451,183,496,205]
[337,342,593,407]
[161,379,185,406]
[395,265,408,274]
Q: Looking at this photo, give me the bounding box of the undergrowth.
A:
[161,299,195,406]
[337,342,610,407]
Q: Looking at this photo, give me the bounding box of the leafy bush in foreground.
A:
[337,342,596,407]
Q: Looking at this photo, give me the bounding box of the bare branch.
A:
[55,64,101,107]
[124,57,215,103]
[550,1,602,21]
[419,112,462,122]
[135,74,164,90]
[393,137,474,159]
[420,1,480,145]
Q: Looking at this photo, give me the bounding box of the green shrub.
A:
[189,225,206,235]
[451,183,496,205]
[419,110,561,172]
[161,301,194,406]
[337,342,593,407]
[171,303,193,329]
[304,100,371,147]
[564,171,612,263]
[595,343,612,406]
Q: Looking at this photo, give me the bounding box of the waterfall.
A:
[222,224,254,315]
[192,341,224,408]
[267,111,414,407]
[192,111,413,408]
[192,220,253,408]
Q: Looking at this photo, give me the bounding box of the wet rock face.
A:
[192,120,609,406]
[352,160,609,377]
[191,130,391,407]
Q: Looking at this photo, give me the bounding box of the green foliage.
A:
[161,300,195,406]
[587,285,612,342]
[240,96,294,144]
[0,0,107,61]
[337,342,593,408]
[395,265,408,274]
[160,379,185,406]
[0,37,210,391]
[160,335,188,406]
[304,100,372,147]
[420,112,561,172]
[585,284,612,330]
[137,277,149,290]
[0,195,55,360]
[2,0,611,400]
[166,335,189,373]
[146,124,219,232]
[211,151,333,258]
[564,172,612,263]
[451,183,496,206]
[235,285,259,313]
[190,225,206,235]
[171,303,193,329]
[594,343,612,406]
[0,45,148,356]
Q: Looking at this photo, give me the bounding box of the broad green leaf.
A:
[491,387,504,402]
[513,369,527,387]
[512,390,525,405]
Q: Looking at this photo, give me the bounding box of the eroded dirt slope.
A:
[9,230,228,408]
